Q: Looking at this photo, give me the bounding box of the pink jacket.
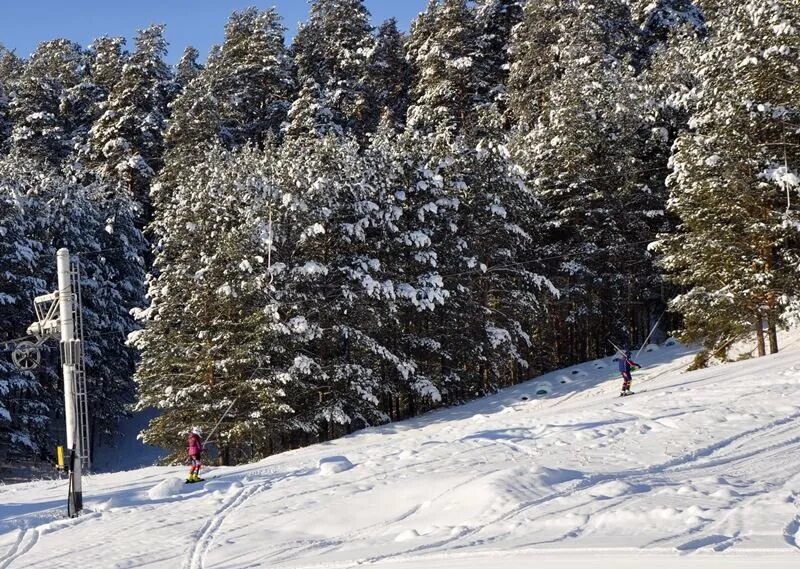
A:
[187,433,203,456]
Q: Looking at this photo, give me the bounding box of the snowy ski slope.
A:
[2,341,800,568]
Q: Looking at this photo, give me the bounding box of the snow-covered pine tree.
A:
[271,90,416,439]
[358,116,450,416]
[460,105,557,386]
[631,3,709,343]
[474,0,524,120]
[0,45,23,154]
[209,8,294,147]
[404,0,553,398]
[0,82,10,153]
[371,110,549,408]
[0,164,46,461]
[292,0,374,139]
[0,44,23,84]
[156,60,220,201]
[518,32,666,363]
[87,25,171,223]
[0,46,18,151]
[54,189,142,451]
[149,14,295,429]
[406,0,481,136]
[508,0,638,129]
[395,0,476,396]
[82,193,146,448]
[155,8,293,227]
[134,144,290,461]
[656,0,800,359]
[67,37,129,170]
[628,0,706,53]
[9,39,90,164]
[283,79,342,140]
[417,103,557,396]
[89,36,127,96]
[0,145,144,458]
[3,150,146,454]
[509,0,582,129]
[174,46,202,93]
[363,19,412,133]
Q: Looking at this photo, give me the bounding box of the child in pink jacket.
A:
[187,427,204,483]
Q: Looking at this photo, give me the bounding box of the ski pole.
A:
[635,310,666,360]
[203,397,238,446]
[608,339,627,358]
[609,339,640,372]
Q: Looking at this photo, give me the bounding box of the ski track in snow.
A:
[6,341,800,568]
[0,528,38,569]
[248,397,800,567]
[184,469,300,569]
[0,510,102,569]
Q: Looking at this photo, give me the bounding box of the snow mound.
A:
[204,480,235,494]
[643,343,660,352]
[467,466,586,510]
[395,529,420,542]
[147,476,185,500]
[95,498,116,511]
[665,337,678,347]
[318,456,354,475]
[533,381,553,396]
[398,449,417,460]
[557,375,572,385]
[587,481,649,499]
[528,465,584,486]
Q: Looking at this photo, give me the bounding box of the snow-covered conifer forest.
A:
[0,0,798,468]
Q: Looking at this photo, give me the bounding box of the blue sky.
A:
[0,0,429,63]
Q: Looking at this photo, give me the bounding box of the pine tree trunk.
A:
[755,315,766,357]
[767,313,779,354]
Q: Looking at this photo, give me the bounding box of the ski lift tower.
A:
[6,248,89,517]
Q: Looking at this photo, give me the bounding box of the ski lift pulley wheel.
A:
[12,341,41,370]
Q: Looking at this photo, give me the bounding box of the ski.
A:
[618,390,645,398]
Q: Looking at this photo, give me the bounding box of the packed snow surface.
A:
[3,340,800,568]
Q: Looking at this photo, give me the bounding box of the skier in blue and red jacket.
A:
[618,350,640,396]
